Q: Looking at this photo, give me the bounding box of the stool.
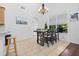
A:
[6,36,17,56]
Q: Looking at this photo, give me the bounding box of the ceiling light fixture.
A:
[38,3,48,15]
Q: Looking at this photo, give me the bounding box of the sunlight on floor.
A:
[5,37,70,56]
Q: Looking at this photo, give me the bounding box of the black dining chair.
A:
[38,32,45,46]
[43,29,55,47]
[48,30,56,45]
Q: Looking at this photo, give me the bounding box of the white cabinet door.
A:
[0,33,5,56]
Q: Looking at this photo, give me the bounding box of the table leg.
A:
[37,32,39,44]
[56,33,59,40]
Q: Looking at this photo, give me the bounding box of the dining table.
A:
[34,29,59,46]
[34,29,48,44]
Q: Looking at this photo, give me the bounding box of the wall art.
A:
[70,13,78,22]
[16,16,28,24]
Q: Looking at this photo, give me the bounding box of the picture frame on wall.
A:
[70,13,78,22]
[16,16,28,24]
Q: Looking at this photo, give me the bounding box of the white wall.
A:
[0,33,5,56]
[49,3,79,25]
[1,3,79,44]
[0,3,49,41]
[0,26,5,56]
[48,3,79,43]
[0,4,34,41]
[4,3,39,41]
[67,9,79,44]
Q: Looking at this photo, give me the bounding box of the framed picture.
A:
[16,16,28,24]
[70,13,78,22]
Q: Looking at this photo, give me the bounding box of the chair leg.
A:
[6,37,17,56]
[40,37,44,46]
[13,37,17,56]
[50,39,54,45]
[6,39,11,56]
[46,38,49,47]
[47,43,49,47]
[54,36,57,43]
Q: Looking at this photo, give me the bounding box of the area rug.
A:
[6,37,70,56]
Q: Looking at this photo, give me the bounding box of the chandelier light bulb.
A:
[38,4,48,15]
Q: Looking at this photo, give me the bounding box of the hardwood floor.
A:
[59,43,79,56]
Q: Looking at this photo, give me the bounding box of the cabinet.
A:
[0,6,5,25]
[0,33,5,56]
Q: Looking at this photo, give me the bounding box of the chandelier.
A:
[38,3,48,15]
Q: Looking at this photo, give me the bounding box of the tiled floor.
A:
[5,37,70,56]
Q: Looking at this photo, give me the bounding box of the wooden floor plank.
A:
[59,43,79,56]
